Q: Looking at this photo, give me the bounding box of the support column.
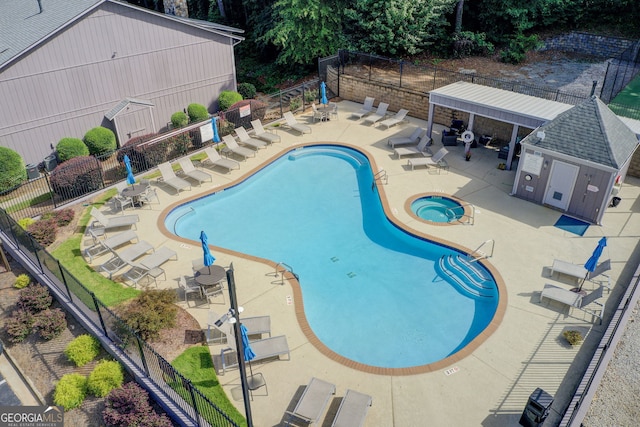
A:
[506,125,520,171]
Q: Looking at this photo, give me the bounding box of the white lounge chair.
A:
[250,119,281,144]
[311,103,327,123]
[203,147,240,172]
[362,102,389,125]
[285,377,336,426]
[99,240,154,279]
[407,147,449,170]
[539,284,604,324]
[206,310,272,344]
[378,109,409,129]
[84,229,138,262]
[90,207,139,233]
[387,127,425,148]
[551,259,611,289]
[350,97,375,119]
[177,158,212,185]
[235,126,267,149]
[283,111,311,135]
[394,135,432,159]
[331,389,373,427]
[220,334,290,374]
[157,162,191,193]
[222,135,255,159]
[122,247,178,287]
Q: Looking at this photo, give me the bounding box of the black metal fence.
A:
[331,50,592,106]
[600,41,640,104]
[0,207,239,427]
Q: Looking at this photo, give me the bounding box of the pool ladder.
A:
[466,239,494,263]
[445,202,475,225]
[274,262,299,285]
[372,169,388,190]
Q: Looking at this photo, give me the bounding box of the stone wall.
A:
[541,32,635,58]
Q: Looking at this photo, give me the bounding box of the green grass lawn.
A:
[172,346,246,427]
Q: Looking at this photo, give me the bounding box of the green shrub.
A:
[87,360,124,397]
[218,91,243,111]
[453,31,495,58]
[5,309,34,343]
[14,274,31,289]
[237,82,256,100]
[289,97,301,112]
[186,103,209,122]
[65,335,102,367]
[103,382,173,427]
[501,33,541,65]
[56,138,89,162]
[17,218,34,230]
[84,127,117,157]
[0,146,27,193]
[50,156,103,200]
[34,308,67,340]
[304,91,316,103]
[170,111,188,129]
[27,218,58,246]
[563,330,584,346]
[17,283,52,313]
[117,290,177,341]
[54,373,88,410]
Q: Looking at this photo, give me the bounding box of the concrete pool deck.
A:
[85,101,640,426]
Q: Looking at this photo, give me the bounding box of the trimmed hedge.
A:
[237,82,257,99]
[27,218,57,247]
[187,103,209,122]
[65,335,102,367]
[17,283,52,313]
[117,290,177,341]
[14,274,31,289]
[56,138,89,162]
[5,309,34,343]
[41,208,75,227]
[50,156,103,200]
[54,373,88,410]
[33,307,67,340]
[87,360,124,397]
[84,127,117,157]
[0,146,27,193]
[170,111,188,129]
[103,382,173,427]
[117,134,166,172]
[218,91,243,111]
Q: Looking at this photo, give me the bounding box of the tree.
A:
[454,0,464,34]
[262,0,347,65]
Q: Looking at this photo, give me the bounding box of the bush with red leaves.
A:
[50,156,103,200]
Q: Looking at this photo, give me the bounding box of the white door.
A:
[543,160,579,210]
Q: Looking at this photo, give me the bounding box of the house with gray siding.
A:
[0,0,243,165]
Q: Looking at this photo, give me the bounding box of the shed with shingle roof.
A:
[513,96,639,224]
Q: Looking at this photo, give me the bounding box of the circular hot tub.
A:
[408,194,467,224]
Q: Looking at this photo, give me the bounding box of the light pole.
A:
[225,264,254,427]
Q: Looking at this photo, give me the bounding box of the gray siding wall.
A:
[0,2,237,164]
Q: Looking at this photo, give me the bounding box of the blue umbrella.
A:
[320,81,328,105]
[212,117,221,143]
[199,230,216,273]
[579,236,607,291]
[123,154,135,186]
[240,323,256,376]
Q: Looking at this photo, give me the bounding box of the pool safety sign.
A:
[0,406,63,427]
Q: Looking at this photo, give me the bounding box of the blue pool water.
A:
[166,145,499,368]
[411,196,464,223]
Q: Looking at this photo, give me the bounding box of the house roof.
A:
[105,98,154,121]
[522,96,639,169]
[0,0,244,71]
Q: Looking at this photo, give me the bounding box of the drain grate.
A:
[347,272,356,278]
[330,257,339,262]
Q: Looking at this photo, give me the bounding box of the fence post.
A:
[43,173,58,209]
[187,383,201,427]
[57,261,74,302]
[136,336,150,376]
[399,60,403,88]
[279,91,283,118]
[91,295,108,335]
[369,54,372,81]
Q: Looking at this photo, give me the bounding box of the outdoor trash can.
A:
[26,163,39,180]
[519,388,553,427]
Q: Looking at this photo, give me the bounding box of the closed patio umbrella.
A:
[578,236,607,292]
[123,154,135,187]
[212,117,221,143]
[199,230,216,273]
[320,81,328,105]
[240,323,256,376]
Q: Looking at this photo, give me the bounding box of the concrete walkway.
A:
[84,102,640,426]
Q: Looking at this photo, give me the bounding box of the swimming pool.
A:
[165,145,500,369]
[411,195,464,223]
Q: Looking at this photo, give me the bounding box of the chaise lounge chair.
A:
[378,109,409,129]
[203,147,240,173]
[284,377,336,426]
[99,240,154,279]
[283,112,312,135]
[394,135,432,159]
[122,246,178,287]
[220,334,290,374]
[206,310,272,344]
[362,102,389,125]
[538,283,604,324]
[331,389,373,427]
[157,162,191,193]
[250,119,281,144]
[235,126,267,149]
[90,207,139,233]
[551,258,611,289]
[177,158,212,185]
[407,147,449,170]
[350,97,375,119]
[84,229,138,262]
[222,135,256,159]
[387,127,425,148]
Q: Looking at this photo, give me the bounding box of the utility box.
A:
[26,163,40,180]
[519,388,553,427]
[43,154,58,172]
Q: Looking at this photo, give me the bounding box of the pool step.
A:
[436,255,496,299]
